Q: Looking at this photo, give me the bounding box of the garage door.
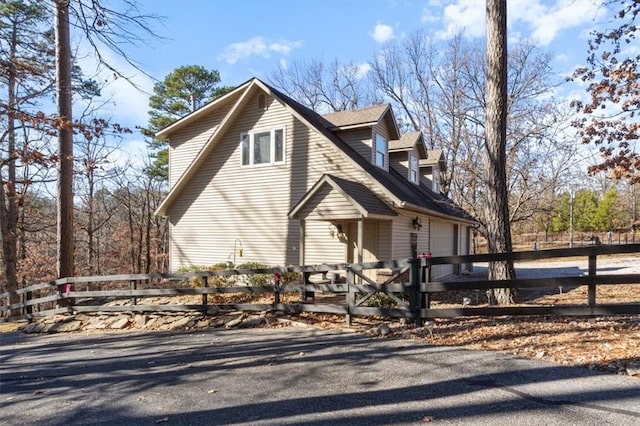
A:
[430,220,455,278]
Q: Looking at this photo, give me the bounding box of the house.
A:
[155,78,476,279]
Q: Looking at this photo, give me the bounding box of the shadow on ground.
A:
[2,328,640,425]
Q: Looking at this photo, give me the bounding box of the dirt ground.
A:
[285,309,640,377]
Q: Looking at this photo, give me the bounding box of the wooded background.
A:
[1,0,639,297]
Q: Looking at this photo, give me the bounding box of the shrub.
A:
[177,263,230,288]
[235,262,271,286]
[280,271,301,285]
[364,292,407,308]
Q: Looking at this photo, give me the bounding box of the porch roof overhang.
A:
[288,174,397,221]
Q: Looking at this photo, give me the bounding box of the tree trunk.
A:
[55,0,74,279]
[485,0,516,304]
[1,20,20,315]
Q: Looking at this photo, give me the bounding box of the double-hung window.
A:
[241,128,285,166]
[374,133,387,168]
[409,154,419,184]
[433,169,441,193]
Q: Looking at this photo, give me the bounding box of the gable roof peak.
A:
[155,78,257,140]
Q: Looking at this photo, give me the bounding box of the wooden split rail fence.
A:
[2,244,640,326]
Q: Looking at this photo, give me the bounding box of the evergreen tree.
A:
[0,0,54,307]
[145,65,234,181]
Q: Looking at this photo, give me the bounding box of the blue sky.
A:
[78,0,612,162]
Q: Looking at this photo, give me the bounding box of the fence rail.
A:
[2,244,640,325]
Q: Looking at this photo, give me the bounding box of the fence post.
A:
[273,273,281,306]
[410,257,423,327]
[57,281,68,309]
[22,290,31,320]
[588,252,597,311]
[130,280,137,306]
[422,254,432,311]
[202,275,209,314]
[346,267,355,326]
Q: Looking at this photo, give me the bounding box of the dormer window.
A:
[374,133,387,169]
[433,169,441,193]
[409,154,419,184]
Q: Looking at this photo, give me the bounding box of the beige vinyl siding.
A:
[420,171,434,189]
[430,219,455,278]
[377,221,392,261]
[389,152,405,177]
[168,89,392,270]
[389,147,419,182]
[390,213,430,260]
[333,128,372,162]
[296,185,362,220]
[304,220,345,265]
[168,107,229,187]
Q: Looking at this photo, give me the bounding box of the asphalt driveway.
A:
[2,328,640,425]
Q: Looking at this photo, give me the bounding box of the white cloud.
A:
[73,42,154,130]
[371,23,395,43]
[437,1,486,39]
[107,138,149,170]
[516,0,605,46]
[423,0,605,44]
[217,37,303,64]
[355,62,371,79]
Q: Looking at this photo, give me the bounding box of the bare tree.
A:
[51,0,158,278]
[75,122,120,275]
[270,58,380,112]
[0,1,57,311]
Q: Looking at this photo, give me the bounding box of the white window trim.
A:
[433,168,441,193]
[240,127,286,167]
[373,132,387,169]
[409,153,419,184]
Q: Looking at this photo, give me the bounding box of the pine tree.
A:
[145,65,233,181]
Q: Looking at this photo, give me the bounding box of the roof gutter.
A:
[399,201,477,225]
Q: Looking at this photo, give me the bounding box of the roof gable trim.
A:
[155,80,257,216]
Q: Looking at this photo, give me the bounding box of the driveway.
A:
[473,254,640,279]
[2,328,640,425]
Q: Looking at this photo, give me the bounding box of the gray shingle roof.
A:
[326,175,397,217]
[389,131,422,151]
[423,149,444,165]
[321,105,389,128]
[266,81,474,223]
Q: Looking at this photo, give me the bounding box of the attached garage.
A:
[429,220,455,278]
